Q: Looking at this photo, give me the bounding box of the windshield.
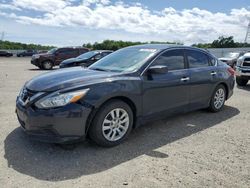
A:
[47,48,57,54]
[224,52,239,58]
[77,51,98,59]
[89,48,158,72]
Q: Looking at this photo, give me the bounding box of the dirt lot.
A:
[0,57,249,188]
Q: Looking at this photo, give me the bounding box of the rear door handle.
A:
[180,77,190,82]
[211,71,217,76]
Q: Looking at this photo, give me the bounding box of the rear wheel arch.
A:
[218,82,229,100]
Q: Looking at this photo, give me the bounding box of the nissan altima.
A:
[16,44,235,147]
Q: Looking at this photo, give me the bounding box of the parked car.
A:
[17,50,37,57]
[235,52,250,86]
[38,50,48,54]
[16,44,235,147]
[219,52,245,68]
[60,50,113,68]
[31,47,89,70]
[0,50,13,57]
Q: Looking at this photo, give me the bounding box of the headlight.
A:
[35,89,89,109]
[237,59,243,66]
[33,54,40,59]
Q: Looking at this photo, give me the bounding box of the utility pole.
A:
[0,31,5,41]
[244,21,250,43]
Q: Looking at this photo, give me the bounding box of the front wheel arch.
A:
[85,96,137,135]
[88,99,134,147]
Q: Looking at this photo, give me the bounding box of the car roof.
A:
[125,44,206,52]
[93,50,113,53]
[243,52,250,57]
[58,47,88,49]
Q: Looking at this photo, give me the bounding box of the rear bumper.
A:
[227,76,235,100]
[16,98,92,143]
[236,66,250,77]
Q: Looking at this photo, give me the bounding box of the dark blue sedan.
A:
[16,44,235,147]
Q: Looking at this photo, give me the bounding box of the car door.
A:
[142,49,190,118]
[185,49,218,110]
[55,49,78,65]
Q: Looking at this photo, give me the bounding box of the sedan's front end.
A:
[16,86,92,143]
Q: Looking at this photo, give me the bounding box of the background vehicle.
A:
[59,50,113,68]
[219,52,245,68]
[38,50,48,54]
[17,50,37,57]
[31,47,89,70]
[236,52,250,86]
[16,44,235,147]
[0,50,13,57]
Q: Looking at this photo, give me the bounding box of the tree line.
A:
[192,36,250,48]
[83,40,183,50]
[0,40,55,50]
[1,36,250,51]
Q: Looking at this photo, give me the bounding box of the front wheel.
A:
[208,85,226,112]
[89,100,133,147]
[42,61,53,70]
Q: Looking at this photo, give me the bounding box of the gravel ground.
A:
[0,57,249,188]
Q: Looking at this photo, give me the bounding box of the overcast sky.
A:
[0,0,250,46]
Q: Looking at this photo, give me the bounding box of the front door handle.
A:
[180,77,190,82]
[211,71,217,76]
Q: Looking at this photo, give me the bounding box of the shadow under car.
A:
[4,105,239,181]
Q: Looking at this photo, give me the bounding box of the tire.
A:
[89,100,133,147]
[42,61,53,70]
[38,65,43,70]
[236,76,248,86]
[208,84,226,113]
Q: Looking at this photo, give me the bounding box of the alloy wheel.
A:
[214,88,225,109]
[102,108,130,142]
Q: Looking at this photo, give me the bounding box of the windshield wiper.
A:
[90,67,109,72]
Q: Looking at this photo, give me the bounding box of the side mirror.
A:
[148,65,168,74]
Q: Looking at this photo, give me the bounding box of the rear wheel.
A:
[42,61,53,70]
[208,85,226,112]
[89,100,133,147]
[236,76,248,86]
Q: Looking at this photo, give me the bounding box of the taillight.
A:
[227,67,235,76]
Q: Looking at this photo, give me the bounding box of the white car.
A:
[236,53,250,86]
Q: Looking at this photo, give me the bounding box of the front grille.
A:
[20,88,37,105]
[242,62,250,67]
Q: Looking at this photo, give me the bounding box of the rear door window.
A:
[186,50,209,68]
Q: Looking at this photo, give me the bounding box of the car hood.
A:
[25,67,119,92]
[61,58,87,65]
[39,53,53,58]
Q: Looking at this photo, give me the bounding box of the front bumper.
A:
[16,98,92,143]
[236,66,250,77]
[31,59,40,67]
